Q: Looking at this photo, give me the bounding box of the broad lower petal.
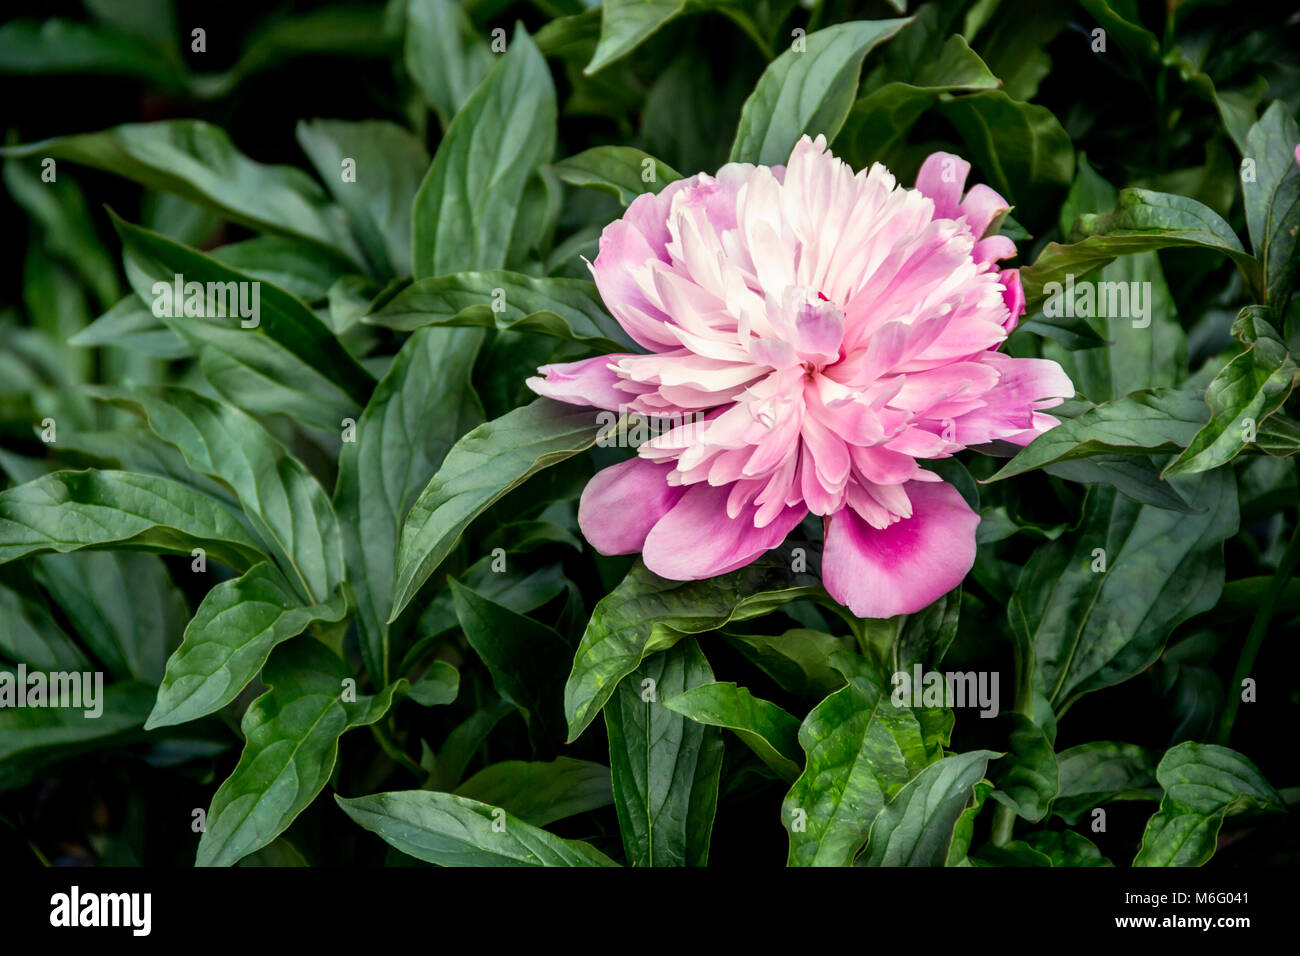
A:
[578,458,686,555]
[822,480,978,618]
[642,481,805,579]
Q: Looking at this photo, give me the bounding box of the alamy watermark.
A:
[50,886,151,936]
[0,664,104,718]
[891,664,1000,717]
[151,273,261,328]
[596,407,706,448]
[1041,272,1151,328]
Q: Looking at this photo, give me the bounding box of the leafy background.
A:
[0,0,1297,867]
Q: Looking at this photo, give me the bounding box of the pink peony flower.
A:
[528,135,1073,618]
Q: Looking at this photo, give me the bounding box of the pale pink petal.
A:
[914,152,971,220]
[822,480,978,618]
[951,354,1074,445]
[959,183,1011,238]
[641,482,805,579]
[578,458,686,555]
[526,355,634,409]
[973,234,1016,266]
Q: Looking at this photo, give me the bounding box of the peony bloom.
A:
[528,135,1073,618]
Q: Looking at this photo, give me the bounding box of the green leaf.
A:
[456,757,613,827]
[585,0,688,74]
[939,89,1074,210]
[978,830,1111,866]
[837,35,998,168]
[295,120,430,279]
[4,156,120,308]
[989,388,1208,481]
[1242,102,1300,305]
[199,6,391,97]
[404,0,493,129]
[1009,472,1238,713]
[1164,309,1298,477]
[0,678,156,790]
[566,550,823,742]
[1053,741,1157,825]
[402,561,566,674]
[605,639,724,866]
[449,578,569,742]
[33,552,188,682]
[663,681,803,781]
[1040,454,1194,514]
[112,215,375,416]
[422,698,515,791]
[946,779,994,866]
[69,295,189,359]
[211,237,357,303]
[853,586,962,676]
[551,147,681,206]
[783,672,949,866]
[92,385,345,603]
[333,326,484,684]
[1039,252,1187,404]
[196,638,438,866]
[390,398,607,622]
[859,750,997,866]
[967,0,1067,102]
[336,790,618,866]
[411,26,556,279]
[730,19,912,167]
[1255,412,1300,457]
[0,583,92,672]
[0,469,265,571]
[1135,742,1283,866]
[0,18,185,89]
[1023,189,1260,307]
[1,121,363,265]
[365,270,636,352]
[988,714,1057,823]
[146,563,349,730]
[723,628,853,702]
[1020,830,1112,866]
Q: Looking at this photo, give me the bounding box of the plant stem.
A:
[991,623,1037,846]
[1217,488,1300,745]
[369,724,423,779]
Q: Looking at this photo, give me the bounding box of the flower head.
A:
[529,135,1073,618]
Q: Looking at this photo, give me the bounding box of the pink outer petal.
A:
[1000,268,1026,332]
[822,480,979,618]
[914,152,971,220]
[641,482,806,580]
[526,355,632,409]
[959,183,1011,238]
[578,458,686,555]
[973,234,1016,266]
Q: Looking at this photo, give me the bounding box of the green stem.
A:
[990,801,1016,846]
[1217,486,1300,745]
[992,624,1036,846]
[369,724,423,779]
